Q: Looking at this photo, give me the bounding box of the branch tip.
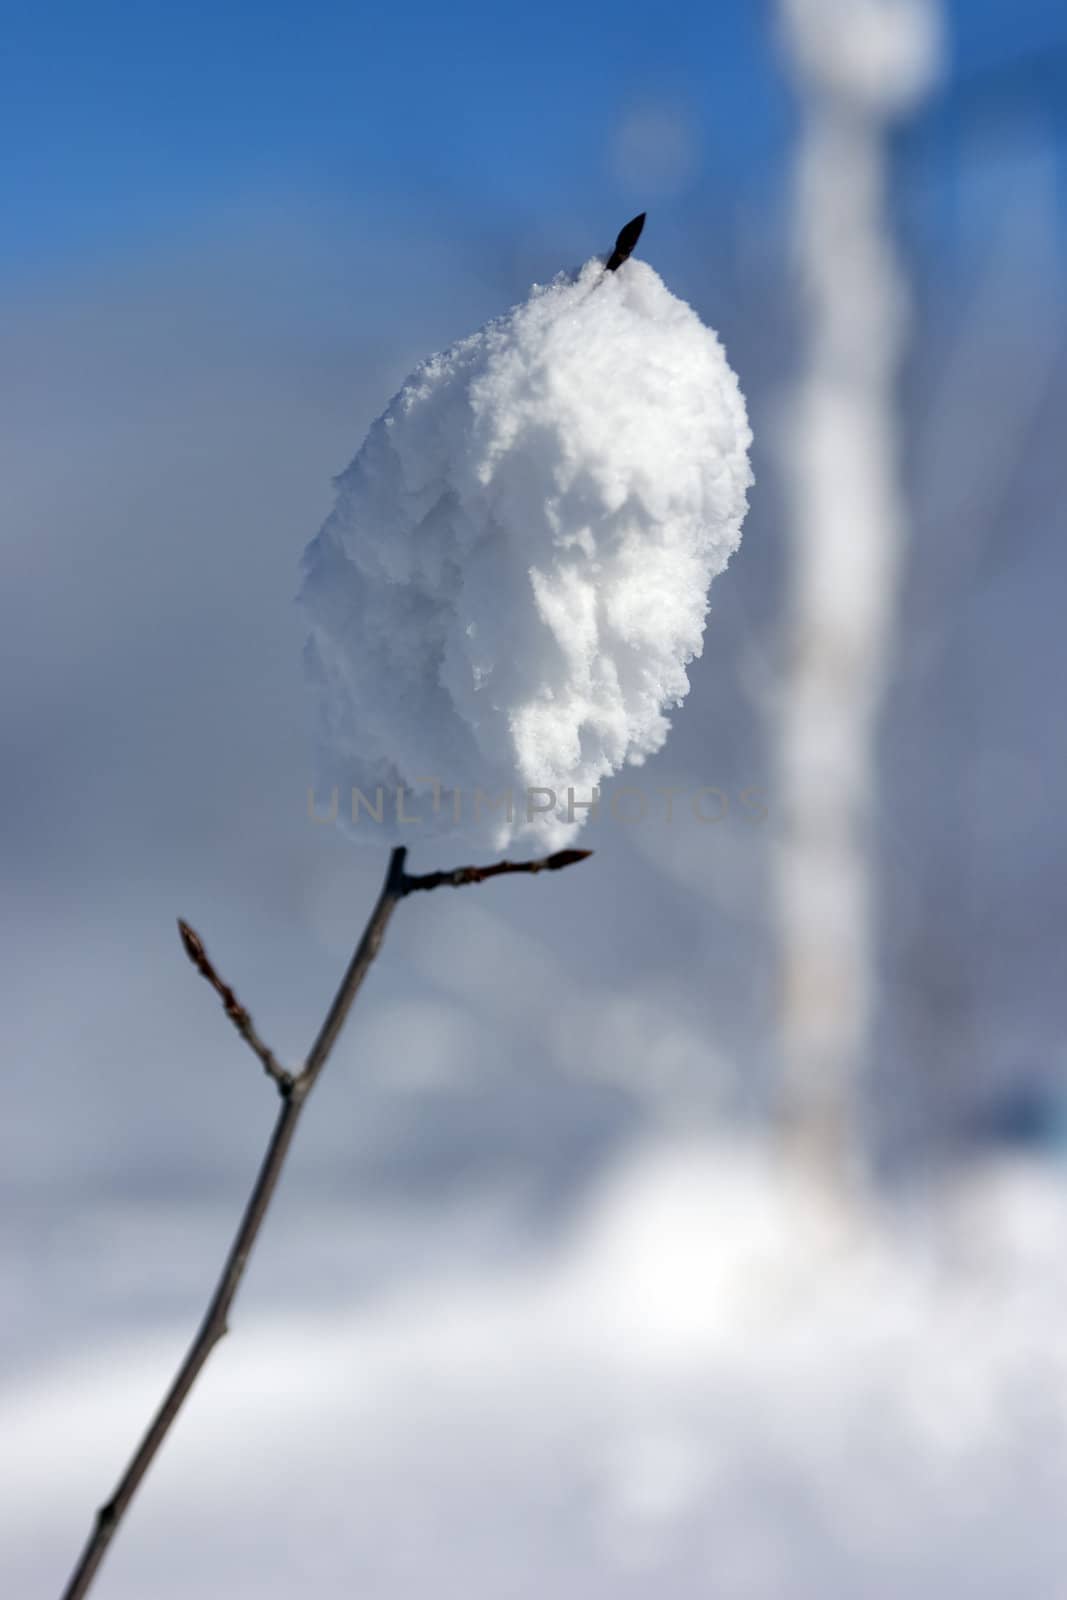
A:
[545,847,594,870]
[606,212,646,272]
[177,917,206,969]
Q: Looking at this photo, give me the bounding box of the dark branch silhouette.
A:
[404,846,592,893]
[606,212,647,272]
[60,842,592,1600]
[177,919,294,1093]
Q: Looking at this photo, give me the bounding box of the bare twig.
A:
[60,841,591,1600]
[402,846,593,893]
[177,919,294,1093]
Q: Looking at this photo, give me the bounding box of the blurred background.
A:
[4,0,1067,1594]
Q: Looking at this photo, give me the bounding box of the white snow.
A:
[300,254,751,849]
[12,1145,1067,1598]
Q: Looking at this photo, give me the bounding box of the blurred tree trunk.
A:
[773,0,942,1176]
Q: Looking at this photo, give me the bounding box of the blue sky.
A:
[5,0,1064,286]
[1,0,1062,1196]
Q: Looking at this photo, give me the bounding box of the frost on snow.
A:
[299,252,752,848]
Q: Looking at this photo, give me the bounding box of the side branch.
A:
[402,846,592,894]
[178,918,294,1093]
[60,840,590,1600]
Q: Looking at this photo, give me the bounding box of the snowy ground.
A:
[8,1141,1067,1598]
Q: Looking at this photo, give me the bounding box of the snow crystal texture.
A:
[300,255,752,848]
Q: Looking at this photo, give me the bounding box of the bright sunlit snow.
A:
[10,1146,1067,1599]
[300,253,752,849]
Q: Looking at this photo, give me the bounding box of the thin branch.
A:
[402,845,593,894]
[177,919,294,1094]
[60,841,591,1600]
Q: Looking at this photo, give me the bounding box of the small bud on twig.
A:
[605,212,646,272]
